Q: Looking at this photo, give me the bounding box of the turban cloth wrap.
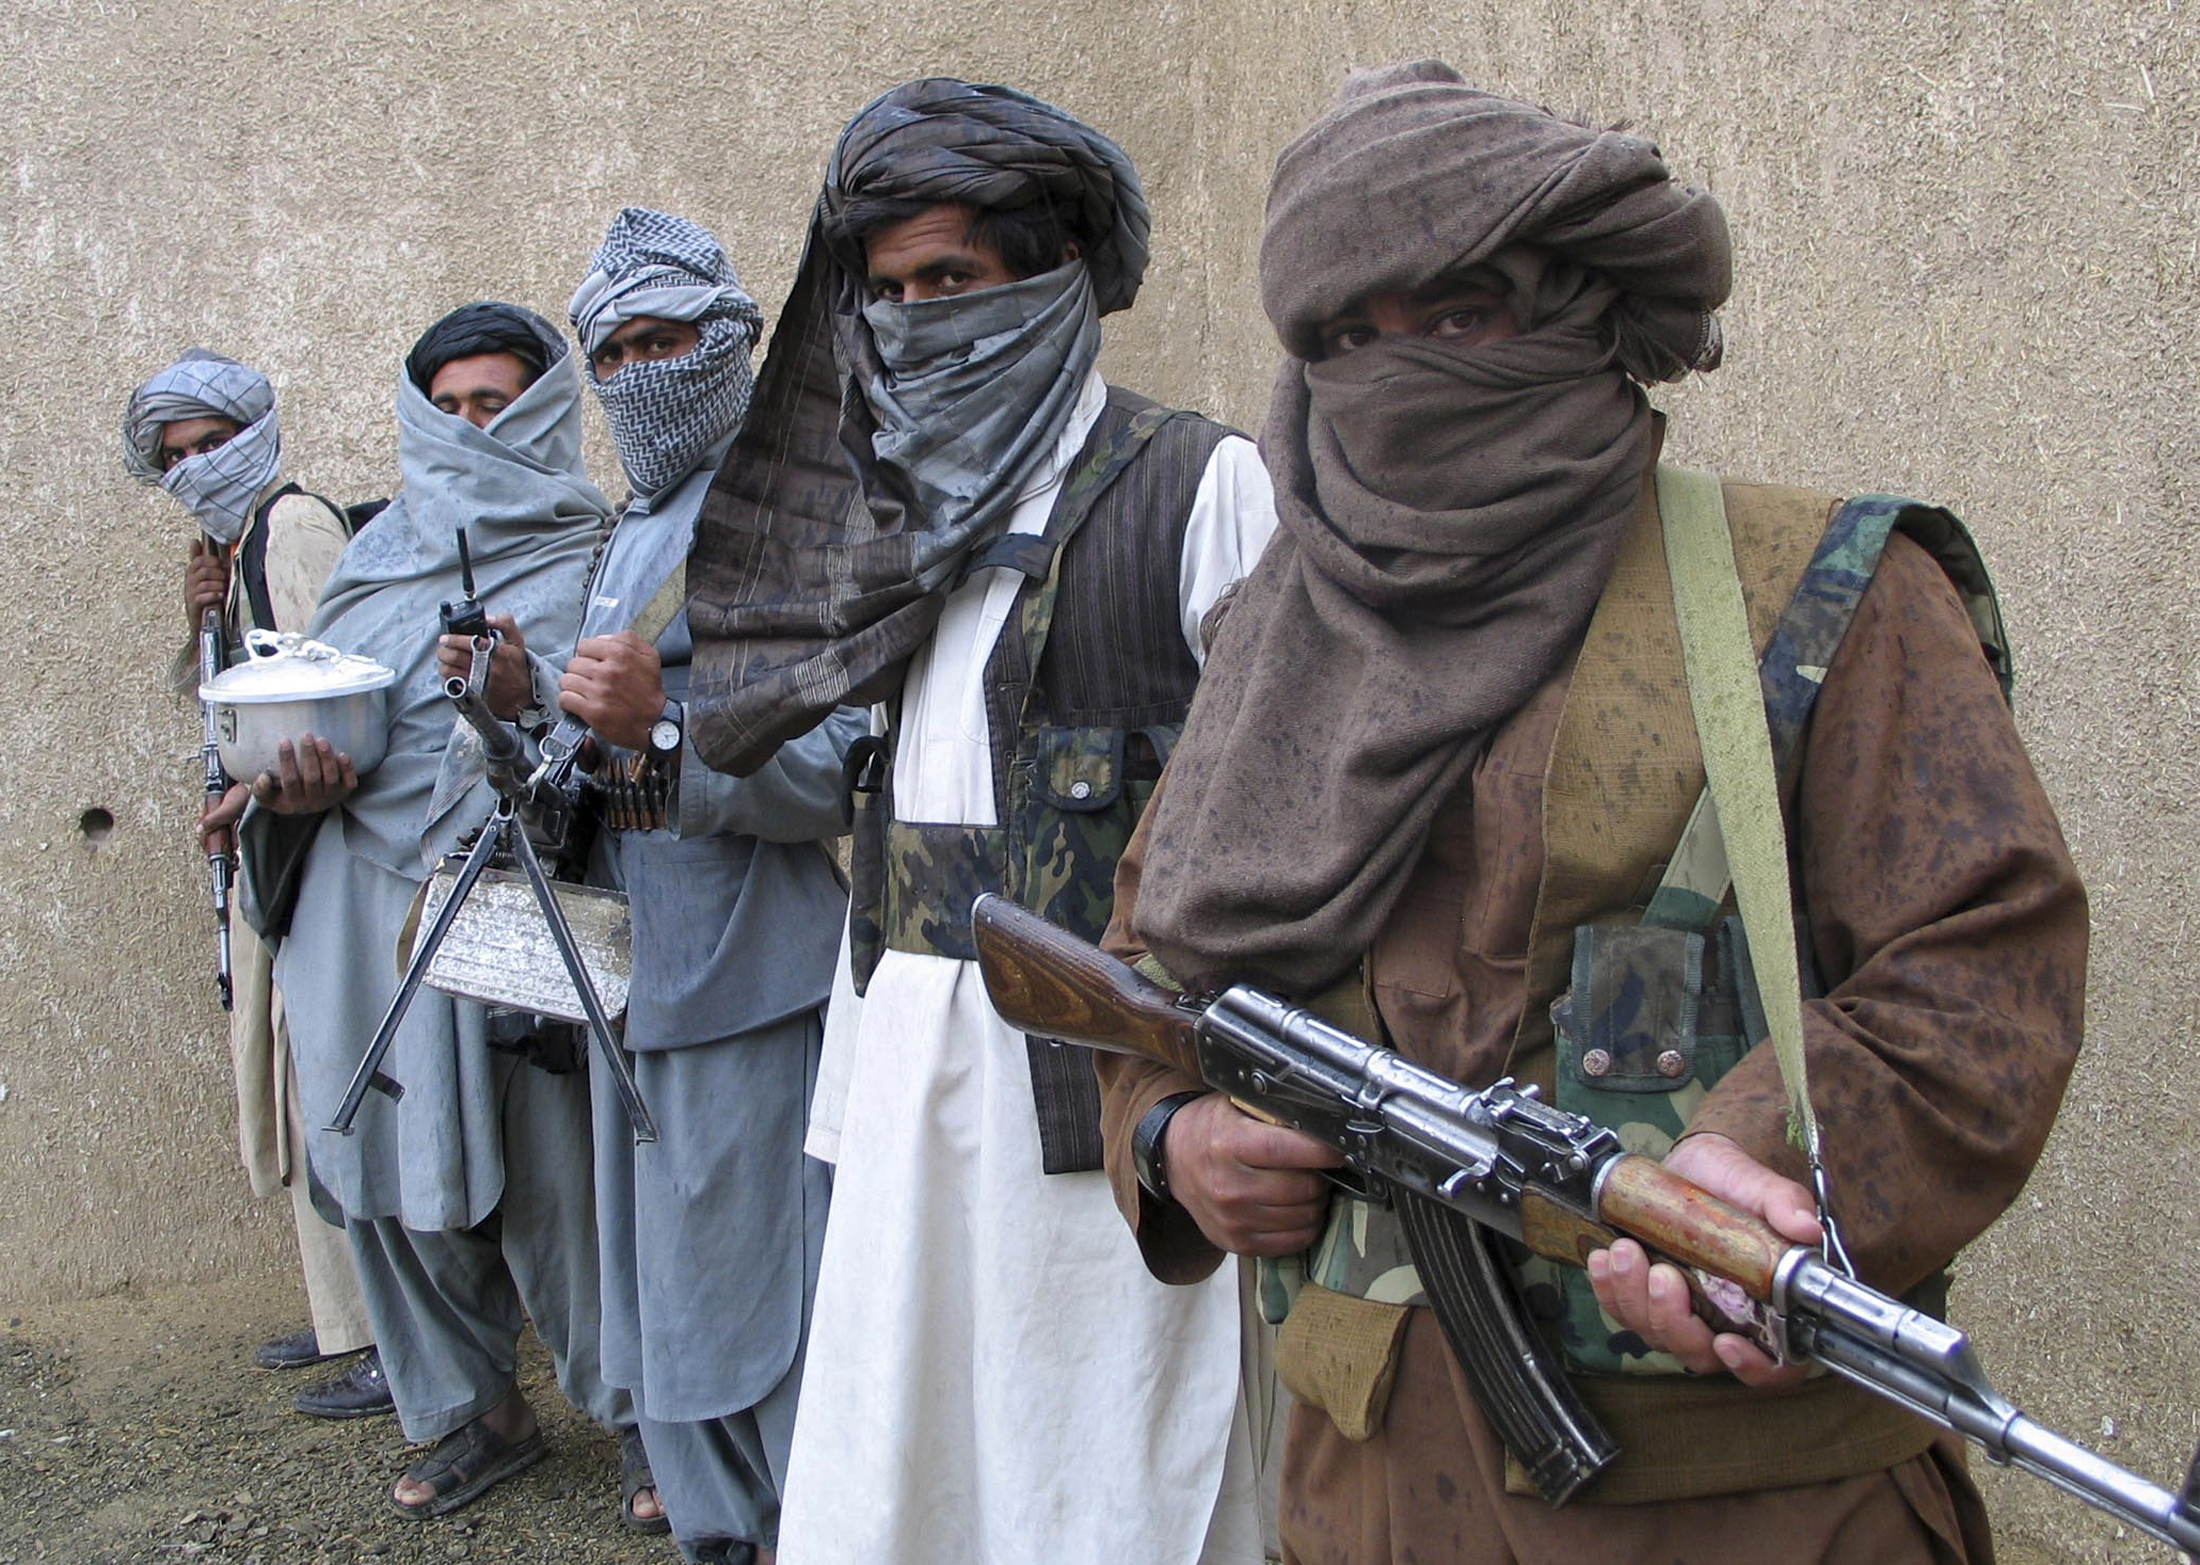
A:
[570,207,764,498]
[685,77,1148,774]
[1135,60,1734,993]
[404,302,556,396]
[121,349,283,545]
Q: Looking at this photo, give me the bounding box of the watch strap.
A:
[1132,1090,1206,1204]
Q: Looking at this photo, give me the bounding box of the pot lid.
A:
[200,630,398,704]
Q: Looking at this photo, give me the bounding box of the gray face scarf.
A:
[310,310,613,876]
[121,349,283,544]
[858,261,1100,546]
[686,76,1149,776]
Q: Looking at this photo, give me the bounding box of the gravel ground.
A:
[0,1271,679,1565]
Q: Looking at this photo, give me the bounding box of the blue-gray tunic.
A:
[245,345,610,1229]
[572,459,855,1551]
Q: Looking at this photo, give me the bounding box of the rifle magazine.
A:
[1396,1190,1618,1506]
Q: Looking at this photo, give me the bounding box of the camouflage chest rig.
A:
[1282,471,2012,1503]
[844,386,1234,1173]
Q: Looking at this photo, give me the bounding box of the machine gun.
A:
[971,893,2200,1552]
[197,607,235,1011]
[326,532,656,1143]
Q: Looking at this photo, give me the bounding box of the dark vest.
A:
[846,385,1234,1172]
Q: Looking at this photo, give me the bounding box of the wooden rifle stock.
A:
[970,894,1204,1079]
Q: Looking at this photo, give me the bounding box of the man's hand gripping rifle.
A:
[197,607,235,1011]
[326,529,657,1143]
[971,893,2200,1552]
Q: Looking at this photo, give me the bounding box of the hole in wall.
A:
[78,807,115,846]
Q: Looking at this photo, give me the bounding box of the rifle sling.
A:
[1394,1190,1617,1506]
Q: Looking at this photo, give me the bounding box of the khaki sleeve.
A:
[261,493,352,631]
[1097,775,1231,1286]
[1685,532,2087,1294]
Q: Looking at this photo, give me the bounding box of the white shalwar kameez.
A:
[780,368,1279,1565]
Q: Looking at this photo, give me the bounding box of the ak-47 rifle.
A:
[197,607,235,1011]
[324,529,657,1143]
[971,892,2200,1552]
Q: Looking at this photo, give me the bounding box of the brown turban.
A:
[1135,61,1731,994]
[1260,59,1729,378]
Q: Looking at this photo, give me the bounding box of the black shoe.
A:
[293,1348,394,1419]
[252,1326,336,1371]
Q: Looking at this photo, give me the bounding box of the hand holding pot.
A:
[252,736,358,814]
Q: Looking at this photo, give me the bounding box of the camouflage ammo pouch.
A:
[1540,916,1768,1376]
[1537,484,2009,1382]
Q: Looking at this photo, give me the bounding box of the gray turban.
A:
[121,349,283,544]
[569,208,762,496]
[686,78,1151,774]
[819,76,1150,316]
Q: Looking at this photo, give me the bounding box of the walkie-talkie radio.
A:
[440,526,489,639]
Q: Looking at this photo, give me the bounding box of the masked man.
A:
[548,209,855,1562]
[1099,62,2088,1564]
[686,79,1280,1565]
[122,351,387,1418]
[240,302,632,1519]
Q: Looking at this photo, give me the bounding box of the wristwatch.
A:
[647,698,684,760]
[1130,1090,1207,1204]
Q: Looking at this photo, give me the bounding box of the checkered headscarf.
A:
[121,349,283,544]
[570,208,762,497]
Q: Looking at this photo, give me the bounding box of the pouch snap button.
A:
[1069,780,1092,799]
[1581,1048,1613,1078]
[1656,1049,1688,1078]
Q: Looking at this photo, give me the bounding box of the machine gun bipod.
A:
[324,645,656,1144]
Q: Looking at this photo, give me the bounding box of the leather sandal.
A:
[621,1427,672,1534]
[387,1415,546,1520]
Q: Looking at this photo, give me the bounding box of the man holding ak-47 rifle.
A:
[1088,64,2087,1564]
[121,350,388,1418]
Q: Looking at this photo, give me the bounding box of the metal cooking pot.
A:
[199,630,398,782]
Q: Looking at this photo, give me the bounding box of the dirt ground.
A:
[0,1270,678,1565]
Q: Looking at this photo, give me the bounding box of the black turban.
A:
[404,302,565,395]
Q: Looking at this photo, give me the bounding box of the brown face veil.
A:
[1135,61,1732,994]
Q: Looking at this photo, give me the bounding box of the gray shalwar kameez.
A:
[566,213,854,1561]
[578,457,855,1558]
[244,317,629,1446]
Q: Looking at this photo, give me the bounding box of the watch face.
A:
[649,718,681,753]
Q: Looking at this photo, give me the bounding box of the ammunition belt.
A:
[584,751,676,833]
